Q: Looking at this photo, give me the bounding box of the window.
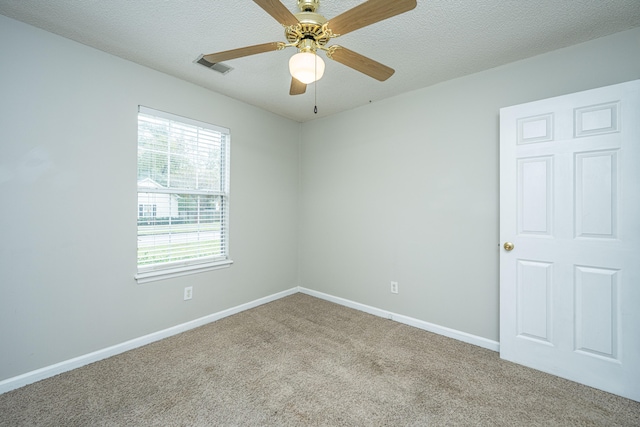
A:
[138,204,157,219]
[135,106,232,283]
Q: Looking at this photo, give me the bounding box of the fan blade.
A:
[327,46,394,81]
[253,0,299,27]
[290,77,307,95]
[328,0,417,36]
[203,42,284,63]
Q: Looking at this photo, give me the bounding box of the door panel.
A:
[500,80,640,402]
[516,260,552,343]
[574,266,618,359]
[518,156,553,235]
[574,151,617,238]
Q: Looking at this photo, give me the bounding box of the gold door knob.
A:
[503,242,515,251]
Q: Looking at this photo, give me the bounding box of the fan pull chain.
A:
[314,53,318,114]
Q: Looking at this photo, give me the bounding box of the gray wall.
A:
[0,16,300,381]
[299,28,640,342]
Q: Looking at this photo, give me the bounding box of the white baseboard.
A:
[298,287,500,352]
[1,286,499,395]
[0,287,299,395]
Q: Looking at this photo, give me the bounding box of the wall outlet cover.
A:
[391,281,399,294]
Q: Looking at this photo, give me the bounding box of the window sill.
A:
[135,259,233,284]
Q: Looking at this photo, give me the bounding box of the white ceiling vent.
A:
[195,56,233,75]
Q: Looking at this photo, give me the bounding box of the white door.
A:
[500,80,640,402]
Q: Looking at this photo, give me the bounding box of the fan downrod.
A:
[297,0,319,13]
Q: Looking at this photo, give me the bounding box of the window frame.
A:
[135,106,232,284]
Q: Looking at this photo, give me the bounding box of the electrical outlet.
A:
[390,281,399,294]
[184,286,193,301]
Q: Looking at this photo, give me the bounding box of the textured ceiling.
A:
[1,0,639,122]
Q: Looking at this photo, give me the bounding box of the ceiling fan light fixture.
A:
[289,51,325,84]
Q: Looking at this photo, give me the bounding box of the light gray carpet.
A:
[0,293,638,426]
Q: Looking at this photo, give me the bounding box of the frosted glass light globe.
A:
[289,52,325,84]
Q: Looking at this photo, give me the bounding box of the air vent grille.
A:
[195,56,233,75]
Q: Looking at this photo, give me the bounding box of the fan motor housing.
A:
[286,11,329,48]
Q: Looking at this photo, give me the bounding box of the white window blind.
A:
[136,106,231,283]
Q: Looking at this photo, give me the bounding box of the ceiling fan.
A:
[198,0,417,95]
